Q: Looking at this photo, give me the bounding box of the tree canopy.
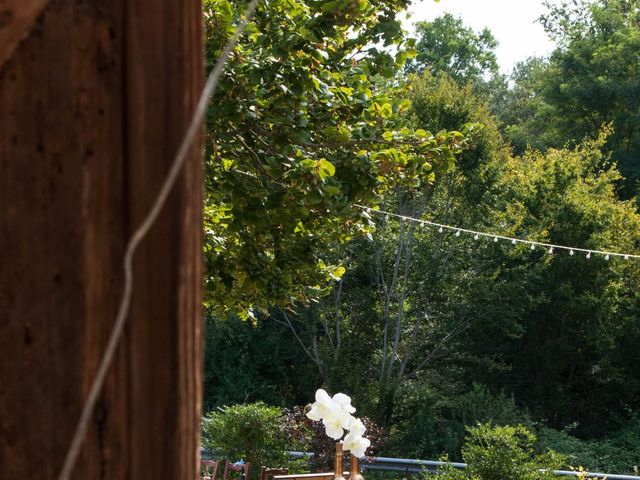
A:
[502,0,640,197]
[203,0,469,318]
[407,13,500,85]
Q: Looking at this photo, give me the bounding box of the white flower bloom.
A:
[346,417,366,436]
[306,389,334,421]
[343,431,371,458]
[322,416,345,439]
[307,388,368,449]
[322,407,353,440]
[332,392,356,414]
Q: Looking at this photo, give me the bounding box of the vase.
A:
[334,441,346,480]
[349,454,364,480]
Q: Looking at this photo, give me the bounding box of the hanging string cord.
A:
[355,204,640,260]
[57,2,259,479]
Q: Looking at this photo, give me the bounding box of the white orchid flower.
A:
[346,417,366,436]
[322,415,345,440]
[306,389,334,421]
[322,408,353,439]
[307,388,369,450]
[332,392,356,414]
[343,431,371,458]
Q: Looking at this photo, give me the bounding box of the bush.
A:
[201,402,308,479]
[434,424,564,480]
[536,414,640,475]
[386,383,533,460]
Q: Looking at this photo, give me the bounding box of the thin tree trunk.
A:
[0,1,203,479]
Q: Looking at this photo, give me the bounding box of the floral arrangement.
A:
[306,389,371,458]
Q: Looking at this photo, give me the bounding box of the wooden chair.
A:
[273,473,349,480]
[223,461,251,480]
[260,466,289,480]
[201,460,220,480]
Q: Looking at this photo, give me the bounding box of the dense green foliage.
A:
[203,316,318,412]
[407,14,499,84]
[501,0,640,196]
[203,0,640,476]
[203,0,468,318]
[201,403,307,479]
[434,424,563,480]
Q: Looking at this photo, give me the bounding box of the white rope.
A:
[57,2,260,478]
[356,204,640,261]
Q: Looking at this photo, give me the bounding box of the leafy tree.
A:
[407,14,500,85]
[478,132,640,435]
[203,0,468,318]
[268,72,507,424]
[501,0,640,196]
[498,57,564,153]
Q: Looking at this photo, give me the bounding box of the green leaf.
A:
[329,265,346,280]
[317,158,336,179]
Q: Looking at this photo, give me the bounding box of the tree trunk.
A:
[0,1,203,479]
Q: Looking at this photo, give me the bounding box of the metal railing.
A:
[360,456,640,480]
[202,450,640,480]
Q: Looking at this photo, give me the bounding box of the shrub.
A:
[387,383,533,460]
[201,402,308,479]
[536,414,640,474]
[434,424,564,480]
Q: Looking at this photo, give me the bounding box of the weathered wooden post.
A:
[0,1,203,478]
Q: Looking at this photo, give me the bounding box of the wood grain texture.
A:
[0,0,51,68]
[0,1,203,478]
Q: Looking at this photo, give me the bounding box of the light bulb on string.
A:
[358,206,637,263]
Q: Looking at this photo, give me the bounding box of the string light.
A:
[356,205,640,262]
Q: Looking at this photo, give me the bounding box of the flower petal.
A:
[332,393,356,413]
[324,422,344,440]
[347,417,366,436]
[306,405,323,421]
[316,389,331,403]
